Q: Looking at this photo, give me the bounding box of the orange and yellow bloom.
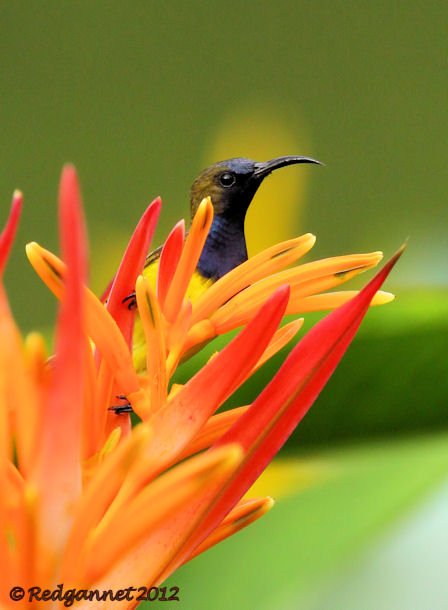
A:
[0,166,400,609]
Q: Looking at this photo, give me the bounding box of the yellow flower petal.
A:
[135,276,167,417]
[287,289,395,313]
[166,300,192,378]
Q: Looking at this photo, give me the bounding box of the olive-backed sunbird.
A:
[133,155,321,373]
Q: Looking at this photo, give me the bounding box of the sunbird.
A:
[130,155,321,376]
[143,156,321,290]
[188,155,321,280]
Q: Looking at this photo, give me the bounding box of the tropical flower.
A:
[0,166,400,609]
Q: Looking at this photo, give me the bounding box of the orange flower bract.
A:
[0,166,400,609]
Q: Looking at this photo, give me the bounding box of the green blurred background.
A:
[1,2,447,609]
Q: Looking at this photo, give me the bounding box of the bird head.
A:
[190,155,322,222]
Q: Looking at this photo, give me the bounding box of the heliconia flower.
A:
[0,165,401,609]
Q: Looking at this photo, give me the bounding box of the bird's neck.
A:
[197,215,247,280]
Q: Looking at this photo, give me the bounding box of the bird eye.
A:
[219,172,236,187]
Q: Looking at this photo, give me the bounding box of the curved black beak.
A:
[252,155,323,180]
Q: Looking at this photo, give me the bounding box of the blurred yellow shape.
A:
[89,224,129,295]
[244,457,330,500]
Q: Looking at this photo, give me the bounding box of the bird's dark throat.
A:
[197,215,248,280]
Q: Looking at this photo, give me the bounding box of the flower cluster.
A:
[0,166,400,608]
